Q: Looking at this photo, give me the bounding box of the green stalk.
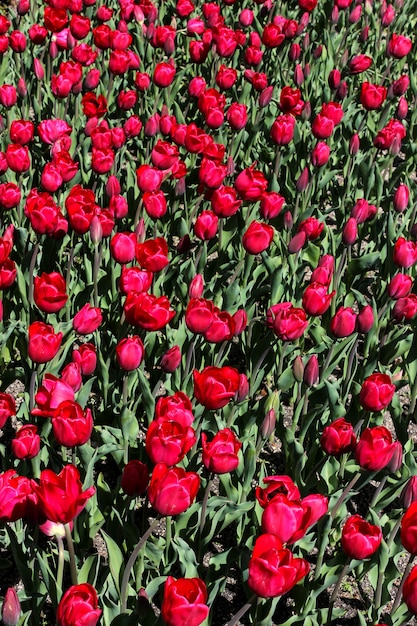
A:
[226,594,256,626]
[390,552,414,616]
[327,561,351,625]
[120,517,160,614]
[64,524,78,586]
[56,536,65,601]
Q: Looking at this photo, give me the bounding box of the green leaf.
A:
[101,530,124,593]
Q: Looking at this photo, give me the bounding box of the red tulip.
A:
[57,584,101,626]
[148,463,199,516]
[161,577,209,626]
[341,515,382,559]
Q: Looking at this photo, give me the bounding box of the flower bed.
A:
[0,0,416,624]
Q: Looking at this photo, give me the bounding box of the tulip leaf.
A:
[101,530,124,594]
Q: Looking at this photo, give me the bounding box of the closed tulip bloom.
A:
[330,307,357,338]
[387,33,412,58]
[32,374,75,418]
[403,564,417,614]
[146,417,196,467]
[402,476,417,509]
[73,304,102,334]
[161,577,209,626]
[302,283,335,316]
[194,211,218,240]
[349,54,372,74]
[321,418,356,456]
[116,336,144,370]
[388,273,413,299]
[121,460,149,496]
[393,184,410,212]
[392,294,417,322]
[185,298,215,334]
[311,142,330,167]
[2,588,20,626]
[242,221,274,254]
[356,305,374,333]
[52,401,93,448]
[28,321,62,364]
[341,515,382,559]
[304,355,319,386]
[360,82,387,110]
[393,238,417,268]
[359,373,395,412]
[201,429,242,474]
[248,534,310,598]
[355,426,397,471]
[148,463,200,516]
[260,192,286,219]
[270,114,296,145]
[234,165,268,201]
[160,346,181,373]
[110,232,137,264]
[342,217,358,245]
[204,309,235,343]
[72,343,96,376]
[11,425,40,460]
[136,237,169,272]
[33,272,68,313]
[57,584,101,626]
[0,471,36,522]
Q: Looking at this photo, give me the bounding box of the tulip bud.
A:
[177,234,192,253]
[283,211,293,231]
[402,476,417,508]
[343,217,358,245]
[389,135,402,157]
[233,309,247,335]
[304,355,319,386]
[17,0,29,14]
[34,58,45,81]
[303,32,310,50]
[387,441,402,472]
[303,63,311,79]
[360,26,370,42]
[289,43,301,61]
[236,373,249,402]
[90,215,103,245]
[349,133,360,156]
[160,345,181,372]
[2,588,20,626]
[288,231,307,254]
[393,184,410,212]
[189,274,204,299]
[294,64,304,86]
[106,175,121,198]
[261,409,276,439]
[349,5,362,23]
[17,78,26,98]
[296,167,309,193]
[293,355,304,382]
[336,81,348,100]
[259,86,274,108]
[356,305,374,333]
[135,218,146,241]
[331,5,339,23]
[328,69,341,90]
[397,96,408,120]
[313,45,322,59]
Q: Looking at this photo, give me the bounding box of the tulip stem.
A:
[120,516,160,614]
[330,472,361,520]
[28,241,39,310]
[165,515,172,565]
[226,593,256,626]
[64,523,78,586]
[370,475,387,509]
[327,561,350,625]
[390,552,414,615]
[199,474,214,538]
[56,536,65,600]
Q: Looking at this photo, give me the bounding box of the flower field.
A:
[0,0,417,624]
